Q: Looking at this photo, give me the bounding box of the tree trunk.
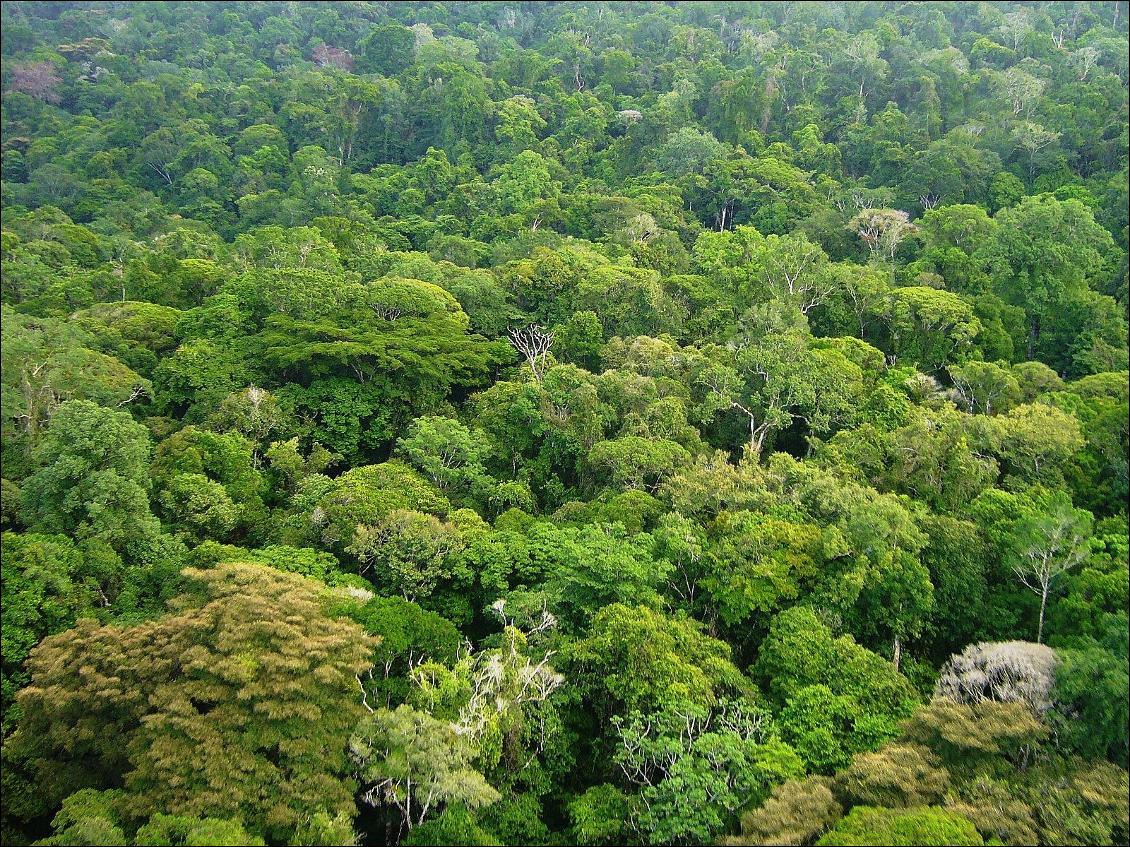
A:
[1026,314,1041,360]
[755,432,768,454]
[1037,587,1048,644]
[892,635,902,672]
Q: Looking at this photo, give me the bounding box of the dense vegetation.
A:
[1,2,1128,845]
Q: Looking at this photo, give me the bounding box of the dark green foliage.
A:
[1052,642,1130,766]
[345,595,463,708]
[0,533,98,735]
[19,401,161,556]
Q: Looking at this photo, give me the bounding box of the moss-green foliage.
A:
[816,806,984,846]
[4,564,374,843]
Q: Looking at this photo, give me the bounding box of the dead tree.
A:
[507,324,554,383]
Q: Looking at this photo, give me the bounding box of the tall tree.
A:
[1007,493,1093,643]
[4,563,375,842]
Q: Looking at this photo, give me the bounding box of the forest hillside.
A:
[1,2,1128,845]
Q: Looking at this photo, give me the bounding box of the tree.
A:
[304,460,450,551]
[697,326,862,456]
[347,509,465,602]
[917,205,997,290]
[994,403,1084,483]
[5,61,62,103]
[903,144,999,211]
[19,400,160,556]
[848,209,918,261]
[761,461,933,666]
[1011,361,1064,402]
[835,744,950,809]
[630,717,804,844]
[208,386,286,456]
[918,514,991,655]
[404,803,500,846]
[881,287,981,372]
[358,23,416,76]
[1,308,150,444]
[152,338,249,421]
[992,66,1045,118]
[823,263,891,339]
[777,685,885,774]
[703,512,825,626]
[36,789,267,847]
[989,172,1025,213]
[1052,643,1130,766]
[898,700,1047,769]
[987,196,1115,359]
[344,595,461,710]
[151,426,267,543]
[515,522,672,631]
[935,641,1060,715]
[0,532,98,734]
[1011,122,1061,178]
[553,311,603,372]
[723,776,842,846]
[396,416,496,505]
[350,704,499,837]
[946,361,1020,415]
[751,233,834,314]
[753,607,919,729]
[1007,494,1093,643]
[575,264,683,338]
[586,436,691,493]
[156,473,242,542]
[816,806,984,846]
[822,408,999,514]
[411,619,563,782]
[570,604,752,717]
[655,127,725,177]
[4,563,374,842]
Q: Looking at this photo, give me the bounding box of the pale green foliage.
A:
[1005,492,1093,642]
[410,624,563,774]
[947,361,1020,415]
[571,604,752,714]
[1,307,150,441]
[883,287,981,372]
[396,416,497,505]
[306,461,450,550]
[351,704,499,831]
[704,512,827,625]
[994,403,1085,483]
[586,435,691,492]
[348,509,465,602]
